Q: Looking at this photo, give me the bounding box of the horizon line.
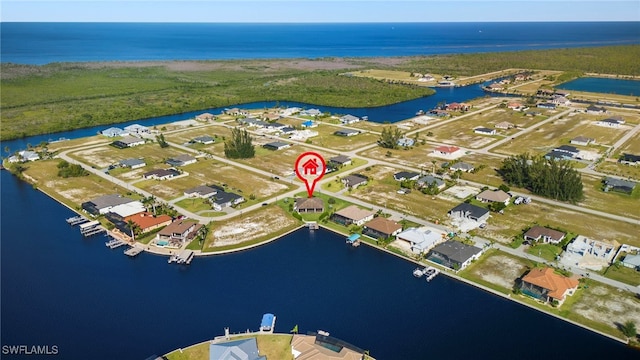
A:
[3,20,639,23]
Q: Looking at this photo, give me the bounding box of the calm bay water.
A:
[1,171,637,359]
[1,22,639,65]
[2,22,640,359]
[557,77,640,97]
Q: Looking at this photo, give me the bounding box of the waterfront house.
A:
[570,136,594,146]
[329,155,352,166]
[263,141,291,151]
[537,102,556,110]
[495,121,514,130]
[123,124,150,136]
[551,95,571,106]
[294,197,324,213]
[432,145,463,158]
[195,112,215,121]
[622,254,640,270]
[619,153,640,166]
[537,89,554,96]
[474,127,496,135]
[157,219,203,246]
[448,203,490,223]
[523,226,566,245]
[224,108,250,116]
[210,338,265,360]
[554,90,570,97]
[396,227,444,254]
[331,205,376,226]
[101,127,127,137]
[520,267,579,305]
[8,150,40,163]
[184,185,218,198]
[562,235,617,270]
[340,114,360,124]
[112,136,145,149]
[449,162,474,172]
[166,154,197,167]
[119,158,146,169]
[363,217,403,240]
[416,175,446,190]
[341,174,368,189]
[81,194,138,216]
[427,240,483,270]
[106,201,147,218]
[595,117,624,128]
[586,105,607,115]
[603,177,636,194]
[124,212,172,234]
[334,128,360,137]
[192,135,215,145]
[445,102,471,111]
[280,107,301,116]
[300,108,322,117]
[143,168,180,180]
[487,83,504,91]
[475,189,510,205]
[210,187,245,211]
[393,171,420,181]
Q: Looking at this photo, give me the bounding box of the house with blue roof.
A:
[397,137,415,147]
[209,338,265,360]
[301,120,317,128]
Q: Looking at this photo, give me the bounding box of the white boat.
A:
[424,266,440,282]
[436,80,456,87]
[413,267,425,277]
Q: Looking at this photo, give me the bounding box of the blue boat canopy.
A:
[261,313,274,328]
[347,234,361,242]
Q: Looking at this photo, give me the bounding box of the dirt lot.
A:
[467,253,528,290]
[571,284,640,335]
[209,207,297,247]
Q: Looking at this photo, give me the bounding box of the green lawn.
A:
[527,243,563,262]
[602,263,640,287]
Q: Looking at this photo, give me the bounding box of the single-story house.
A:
[294,197,324,213]
[263,141,291,151]
[301,120,317,128]
[157,219,203,244]
[449,162,474,172]
[143,168,181,180]
[280,107,301,117]
[495,121,514,130]
[193,135,215,145]
[124,212,172,234]
[537,102,556,110]
[210,186,245,211]
[184,185,218,198]
[334,129,360,137]
[545,150,573,161]
[448,203,490,223]
[620,153,640,166]
[416,175,446,190]
[106,201,147,218]
[397,137,415,147]
[340,114,361,124]
[554,90,570,97]
[523,226,566,244]
[112,136,145,148]
[209,338,265,360]
[393,171,420,181]
[266,122,288,131]
[396,227,443,254]
[427,240,483,270]
[476,189,510,205]
[570,136,594,146]
[537,89,554,96]
[433,145,463,158]
[195,113,215,121]
[123,124,150,135]
[596,117,624,128]
[101,127,127,137]
[487,83,504,91]
[119,158,146,169]
[300,108,322,117]
[281,126,296,134]
[622,254,640,270]
[238,118,269,128]
[603,177,636,194]
[428,109,449,117]
[329,155,352,166]
[520,267,579,305]
[224,108,248,116]
[262,113,281,122]
[166,154,197,167]
[554,145,579,158]
[474,127,497,135]
[341,174,368,189]
[507,102,527,112]
[363,217,403,240]
[331,205,376,226]
[551,95,570,106]
[8,150,40,163]
[586,105,607,115]
[81,194,137,216]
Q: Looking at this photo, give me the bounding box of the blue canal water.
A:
[2,22,639,65]
[1,171,637,359]
[557,77,640,97]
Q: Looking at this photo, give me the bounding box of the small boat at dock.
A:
[424,266,440,282]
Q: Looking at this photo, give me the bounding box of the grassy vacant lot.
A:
[494,112,631,156]
[462,250,534,294]
[238,144,335,177]
[581,174,640,219]
[602,262,640,287]
[165,334,293,360]
[68,142,188,169]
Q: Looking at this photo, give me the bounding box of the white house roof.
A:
[397,227,442,251]
[109,201,146,218]
[623,254,640,267]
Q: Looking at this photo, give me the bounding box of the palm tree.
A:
[126,220,140,242]
[431,160,437,175]
[620,320,637,340]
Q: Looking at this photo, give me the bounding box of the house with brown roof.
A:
[157,219,203,247]
[124,212,172,234]
[294,197,325,213]
[476,189,510,205]
[523,226,566,245]
[495,121,514,130]
[363,217,403,240]
[432,145,463,158]
[330,205,375,226]
[520,267,579,305]
[195,113,215,121]
[341,174,368,189]
[143,168,181,180]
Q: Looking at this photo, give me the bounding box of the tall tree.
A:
[378,127,402,149]
[224,128,255,159]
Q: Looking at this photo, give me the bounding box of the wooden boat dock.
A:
[66,215,89,226]
[105,239,126,249]
[79,220,105,237]
[124,247,144,257]
[168,249,194,265]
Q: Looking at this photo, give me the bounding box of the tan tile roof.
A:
[524,226,565,242]
[364,216,402,235]
[477,189,510,202]
[522,267,579,300]
[334,205,375,221]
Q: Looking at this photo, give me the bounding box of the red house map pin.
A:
[294,152,326,198]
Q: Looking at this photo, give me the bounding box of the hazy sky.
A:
[2,0,639,22]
